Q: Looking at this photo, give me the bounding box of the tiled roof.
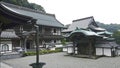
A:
[0,30,19,39]
[89,25,105,31]
[63,16,97,32]
[97,31,113,35]
[67,28,100,38]
[1,2,64,28]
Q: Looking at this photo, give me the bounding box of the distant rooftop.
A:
[67,28,100,38]
[63,16,98,32]
[0,29,19,39]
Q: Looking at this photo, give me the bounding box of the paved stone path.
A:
[3,52,120,68]
[0,62,13,68]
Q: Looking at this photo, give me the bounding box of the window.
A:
[53,29,56,33]
[54,40,56,43]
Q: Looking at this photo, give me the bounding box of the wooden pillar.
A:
[32,36,36,49]
[0,29,1,35]
[89,38,93,58]
[102,48,104,56]
[73,40,76,55]
[24,36,27,52]
[0,28,1,52]
[35,25,40,65]
[20,39,22,48]
[93,38,96,57]
[20,25,24,49]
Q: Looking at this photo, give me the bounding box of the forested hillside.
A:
[96,22,120,32]
[2,0,46,13]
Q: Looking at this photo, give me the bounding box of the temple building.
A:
[0,2,64,52]
[0,29,19,52]
[63,16,120,58]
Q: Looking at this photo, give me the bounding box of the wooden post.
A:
[73,40,76,55]
[35,25,40,66]
[0,28,1,68]
[24,36,27,52]
[89,38,93,58]
[93,38,96,57]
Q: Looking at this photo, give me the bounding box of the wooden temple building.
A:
[0,1,36,52]
[63,16,120,58]
[0,2,64,52]
[0,29,19,52]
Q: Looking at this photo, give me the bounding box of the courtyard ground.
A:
[2,52,120,68]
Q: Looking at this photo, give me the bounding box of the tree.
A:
[96,21,120,32]
[2,0,46,13]
[113,31,120,44]
[61,38,66,45]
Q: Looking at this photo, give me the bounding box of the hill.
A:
[2,0,46,13]
[96,22,120,32]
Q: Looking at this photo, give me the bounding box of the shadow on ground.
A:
[29,62,46,68]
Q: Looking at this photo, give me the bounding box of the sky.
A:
[28,0,120,25]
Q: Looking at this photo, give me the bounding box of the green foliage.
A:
[24,49,62,56]
[96,22,120,32]
[29,3,45,13]
[113,31,120,44]
[24,52,36,56]
[2,0,46,13]
[61,38,66,45]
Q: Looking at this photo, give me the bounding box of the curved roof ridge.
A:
[0,1,55,17]
[1,30,19,39]
[73,16,94,22]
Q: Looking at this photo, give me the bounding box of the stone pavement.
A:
[0,62,13,68]
[3,52,120,68]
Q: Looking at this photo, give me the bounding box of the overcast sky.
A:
[28,0,120,25]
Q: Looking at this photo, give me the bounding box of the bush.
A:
[23,49,62,56]
[61,38,66,45]
[23,52,36,56]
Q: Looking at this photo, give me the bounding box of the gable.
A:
[63,16,97,32]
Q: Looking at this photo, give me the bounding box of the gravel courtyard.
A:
[3,52,120,68]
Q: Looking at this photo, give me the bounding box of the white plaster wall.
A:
[0,41,12,52]
[0,44,2,51]
[117,50,120,56]
[75,47,78,54]
[75,50,78,54]
[50,47,55,50]
[104,48,111,56]
[0,44,12,52]
[8,44,12,51]
[57,29,61,35]
[96,48,103,55]
[51,40,54,43]
[63,47,67,52]
[67,47,73,53]
[96,48,111,56]
[56,40,61,43]
[52,40,61,44]
[55,44,63,47]
[52,28,61,35]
